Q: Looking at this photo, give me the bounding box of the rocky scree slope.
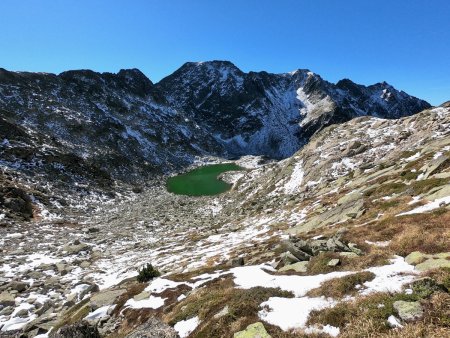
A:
[0,104,449,337]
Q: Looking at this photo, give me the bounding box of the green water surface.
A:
[166,163,243,196]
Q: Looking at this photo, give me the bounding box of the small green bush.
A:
[137,263,161,283]
[400,170,420,181]
[410,178,449,195]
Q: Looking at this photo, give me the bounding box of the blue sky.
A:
[1,0,449,105]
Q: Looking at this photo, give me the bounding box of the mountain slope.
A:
[0,68,220,182]
[1,103,448,338]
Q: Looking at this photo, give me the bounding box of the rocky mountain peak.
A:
[165,60,246,90]
[157,62,430,158]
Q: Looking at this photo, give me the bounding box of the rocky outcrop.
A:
[124,317,178,338]
[50,322,100,338]
[281,232,361,258]
[393,301,424,322]
[405,252,450,271]
[233,322,272,338]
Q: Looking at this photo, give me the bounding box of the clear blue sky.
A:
[1,0,449,105]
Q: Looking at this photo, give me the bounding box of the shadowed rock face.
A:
[124,317,178,338]
[157,61,430,158]
[50,322,100,338]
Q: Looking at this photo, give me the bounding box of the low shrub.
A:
[137,263,161,283]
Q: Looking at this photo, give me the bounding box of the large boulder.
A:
[404,251,450,271]
[0,291,15,306]
[62,242,92,255]
[278,261,309,273]
[234,322,272,338]
[415,258,450,272]
[50,322,100,338]
[278,241,311,261]
[393,301,424,322]
[8,281,29,292]
[89,289,126,309]
[405,251,428,265]
[0,186,33,221]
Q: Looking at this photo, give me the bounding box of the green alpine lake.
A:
[166,163,243,196]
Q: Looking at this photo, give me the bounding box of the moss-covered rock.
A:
[405,252,450,271]
[405,251,428,265]
[393,300,424,322]
[415,258,450,272]
[234,322,271,338]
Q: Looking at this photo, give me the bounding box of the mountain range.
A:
[0,61,430,190]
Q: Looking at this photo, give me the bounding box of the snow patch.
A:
[174,316,200,338]
[398,196,450,216]
[284,161,304,194]
[259,297,336,332]
[124,296,166,309]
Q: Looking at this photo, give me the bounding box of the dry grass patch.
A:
[307,271,376,298]
[410,177,450,195]
[112,283,147,316]
[307,252,342,275]
[363,196,414,219]
[364,181,407,198]
[386,324,450,338]
[341,209,450,256]
[307,292,419,333]
[403,152,433,171]
[306,249,390,276]
[307,289,450,337]
[388,211,450,256]
[165,277,294,337]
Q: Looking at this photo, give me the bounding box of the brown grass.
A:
[364,181,407,198]
[403,152,433,171]
[422,267,450,291]
[410,177,450,195]
[389,211,450,256]
[112,283,147,316]
[307,271,376,298]
[341,209,450,257]
[307,289,450,338]
[165,277,294,338]
[305,249,390,276]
